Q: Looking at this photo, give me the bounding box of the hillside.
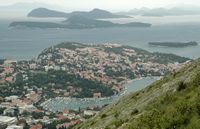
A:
[27,8,69,17]
[69,8,131,19]
[27,8,130,19]
[0,42,190,99]
[73,58,200,129]
[62,15,115,28]
[33,42,189,98]
[63,15,151,29]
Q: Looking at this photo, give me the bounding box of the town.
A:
[0,42,190,129]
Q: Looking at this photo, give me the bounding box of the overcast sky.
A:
[1,0,200,11]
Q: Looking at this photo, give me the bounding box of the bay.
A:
[41,77,158,112]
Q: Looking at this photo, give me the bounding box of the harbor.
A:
[41,77,159,112]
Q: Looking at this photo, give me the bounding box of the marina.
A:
[41,77,159,112]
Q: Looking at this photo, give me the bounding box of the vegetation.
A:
[0,59,5,65]
[31,111,45,119]
[104,45,189,64]
[55,42,89,50]
[0,68,4,73]
[73,59,200,129]
[0,69,113,98]
[28,70,114,98]
[28,8,130,19]
[104,67,135,79]
[10,15,151,29]
[0,107,6,114]
[152,52,190,64]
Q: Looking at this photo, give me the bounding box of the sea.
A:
[1,15,200,60]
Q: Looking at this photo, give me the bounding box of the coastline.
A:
[41,76,160,112]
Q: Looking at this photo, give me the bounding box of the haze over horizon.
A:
[1,0,200,12]
[1,1,200,18]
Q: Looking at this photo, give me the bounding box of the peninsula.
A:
[0,42,191,129]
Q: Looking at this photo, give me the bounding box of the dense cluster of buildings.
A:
[0,43,190,129]
[37,43,188,87]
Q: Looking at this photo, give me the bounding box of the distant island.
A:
[62,15,151,29]
[9,15,151,29]
[117,7,200,17]
[9,8,153,29]
[9,21,66,29]
[149,41,198,48]
[28,8,131,19]
[28,8,69,18]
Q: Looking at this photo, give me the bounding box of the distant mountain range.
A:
[2,3,200,18]
[9,15,151,29]
[118,7,200,16]
[28,8,131,19]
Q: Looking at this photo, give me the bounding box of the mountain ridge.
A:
[27,8,69,17]
[28,8,131,19]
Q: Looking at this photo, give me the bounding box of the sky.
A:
[1,0,200,18]
[1,0,200,11]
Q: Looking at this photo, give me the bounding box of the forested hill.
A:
[9,16,151,29]
[73,58,200,129]
[27,8,130,19]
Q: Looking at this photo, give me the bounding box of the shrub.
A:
[131,108,139,115]
[112,119,123,128]
[101,114,107,118]
[114,112,119,118]
[193,73,200,87]
[177,81,186,91]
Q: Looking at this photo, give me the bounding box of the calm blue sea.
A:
[1,16,200,60]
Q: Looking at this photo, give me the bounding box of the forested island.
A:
[9,8,151,29]
[9,15,151,29]
[28,8,131,19]
[149,41,198,47]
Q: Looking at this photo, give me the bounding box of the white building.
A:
[0,116,17,125]
[83,110,99,116]
[5,96,19,101]
[6,125,23,129]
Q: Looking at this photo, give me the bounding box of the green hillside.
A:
[73,59,200,129]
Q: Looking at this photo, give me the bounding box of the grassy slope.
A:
[73,59,200,129]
